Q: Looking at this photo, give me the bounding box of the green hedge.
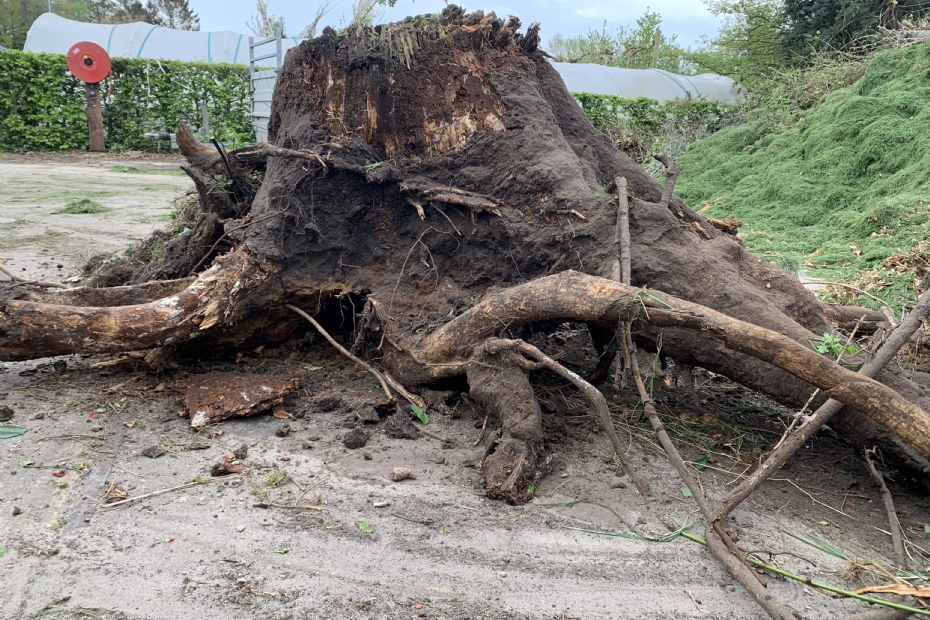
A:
[0,50,253,151]
[572,91,739,166]
[574,92,735,135]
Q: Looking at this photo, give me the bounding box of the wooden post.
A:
[85,82,105,152]
[200,100,210,134]
[652,29,661,68]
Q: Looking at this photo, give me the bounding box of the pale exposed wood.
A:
[0,251,275,361]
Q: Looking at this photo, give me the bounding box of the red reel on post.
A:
[67,41,111,152]
[66,41,111,84]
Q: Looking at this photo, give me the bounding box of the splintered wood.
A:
[177,371,301,427]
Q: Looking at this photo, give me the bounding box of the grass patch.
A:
[58,199,109,214]
[677,41,930,314]
[262,470,290,488]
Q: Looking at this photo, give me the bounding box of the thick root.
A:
[466,346,544,503]
[396,271,930,463]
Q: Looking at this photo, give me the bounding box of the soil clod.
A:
[141,445,166,459]
[343,428,370,449]
[384,414,420,440]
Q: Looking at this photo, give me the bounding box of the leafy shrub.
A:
[0,50,253,152]
[574,92,741,170]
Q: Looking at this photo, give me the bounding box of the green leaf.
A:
[410,404,429,425]
[924,523,929,534]
[18,459,33,467]
[595,192,613,198]
[48,523,61,531]
[639,290,674,309]
[681,487,693,498]
[355,519,374,533]
[275,547,290,554]
[0,425,27,440]
[692,455,710,471]
[819,520,830,526]
[0,547,7,555]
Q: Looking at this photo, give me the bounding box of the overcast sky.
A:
[194,0,722,50]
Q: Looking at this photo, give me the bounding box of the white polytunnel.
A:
[551,62,741,104]
[25,14,741,104]
[22,13,741,142]
[24,12,301,64]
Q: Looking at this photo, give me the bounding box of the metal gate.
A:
[249,26,283,143]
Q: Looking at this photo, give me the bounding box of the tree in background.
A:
[687,0,784,88]
[89,1,153,24]
[1,0,90,48]
[246,0,334,39]
[297,0,334,38]
[85,0,198,29]
[779,0,929,58]
[246,0,286,36]
[546,10,692,74]
[147,0,199,30]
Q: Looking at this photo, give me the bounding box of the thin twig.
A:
[285,304,427,410]
[770,318,863,454]
[487,338,650,496]
[802,281,895,310]
[864,448,907,570]
[101,476,238,509]
[187,209,287,276]
[474,415,488,446]
[0,264,68,289]
[418,425,454,444]
[431,204,461,235]
[261,502,323,511]
[615,168,794,620]
[285,304,393,402]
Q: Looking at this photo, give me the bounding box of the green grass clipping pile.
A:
[676,42,930,314]
[59,198,109,214]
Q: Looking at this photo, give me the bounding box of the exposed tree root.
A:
[710,285,930,525]
[466,343,545,503]
[479,337,650,496]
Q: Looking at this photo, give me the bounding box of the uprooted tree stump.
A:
[2,6,929,502]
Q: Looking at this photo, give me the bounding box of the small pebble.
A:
[12,506,22,515]
[236,525,245,532]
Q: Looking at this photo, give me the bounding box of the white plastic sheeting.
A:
[24,13,301,64]
[552,62,740,103]
[26,14,740,105]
